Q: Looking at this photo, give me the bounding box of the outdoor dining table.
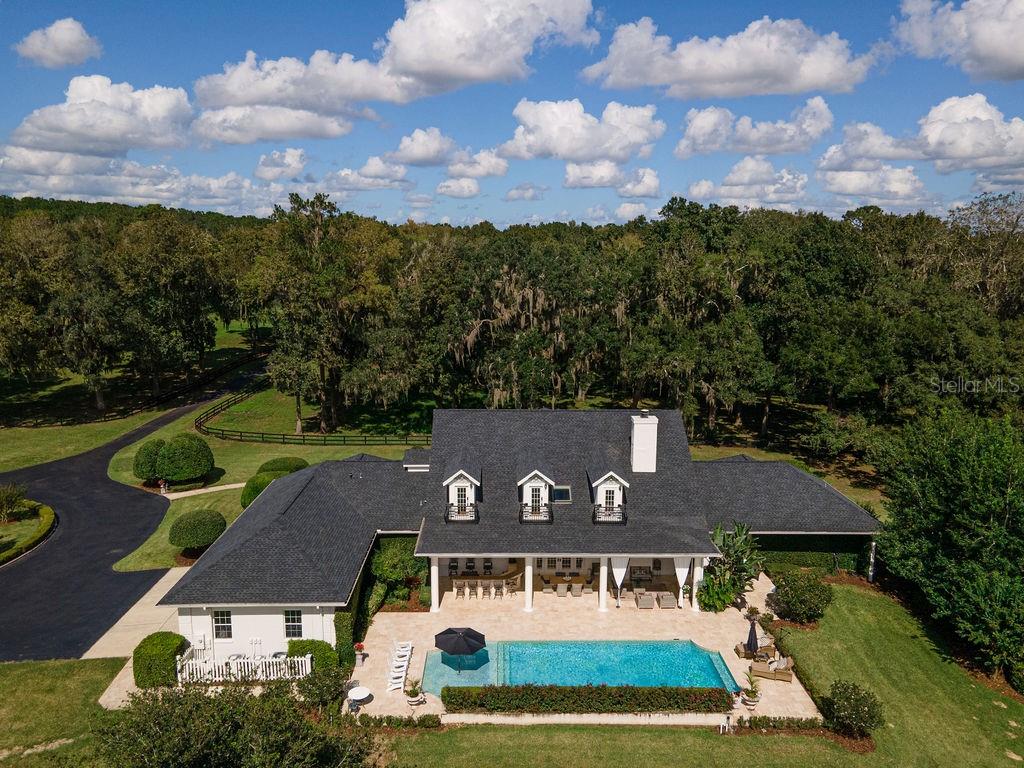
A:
[347,686,371,703]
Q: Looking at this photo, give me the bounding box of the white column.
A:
[691,557,704,612]
[524,557,534,612]
[598,557,609,611]
[673,556,691,609]
[430,557,440,612]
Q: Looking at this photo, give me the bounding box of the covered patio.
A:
[427,554,708,612]
[354,574,817,721]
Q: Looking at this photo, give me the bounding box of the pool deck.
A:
[355,574,819,722]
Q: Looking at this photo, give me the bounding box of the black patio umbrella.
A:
[745,620,759,655]
[435,627,486,673]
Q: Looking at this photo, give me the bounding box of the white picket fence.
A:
[175,647,313,684]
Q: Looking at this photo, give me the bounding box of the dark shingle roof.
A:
[402,448,431,465]
[415,410,718,556]
[160,460,432,606]
[690,455,880,534]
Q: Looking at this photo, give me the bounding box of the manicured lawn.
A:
[0,516,45,559]
[0,410,164,473]
[108,394,410,487]
[113,488,246,572]
[392,586,1024,768]
[0,658,123,767]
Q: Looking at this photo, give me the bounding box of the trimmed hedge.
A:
[353,713,442,729]
[257,457,309,475]
[241,471,287,509]
[334,567,365,668]
[134,631,189,688]
[0,504,55,566]
[132,439,165,483]
[737,715,824,730]
[757,534,871,576]
[441,684,734,714]
[287,639,338,671]
[156,433,214,485]
[168,509,226,551]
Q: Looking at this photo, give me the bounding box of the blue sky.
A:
[1,0,1023,224]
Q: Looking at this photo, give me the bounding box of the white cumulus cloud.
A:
[359,155,407,180]
[583,16,879,98]
[895,0,1024,80]
[254,148,307,181]
[500,98,665,163]
[689,156,808,208]
[615,202,649,220]
[388,127,457,166]
[675,97,833,158]
[14,18,102,69]
[504,182,548,201]
[193,106,351,144]
[447,148,508,178]
[10,76,191,156]
[436,177,480,197]
[563,161,660,198]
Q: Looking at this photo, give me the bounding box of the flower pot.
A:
[741,692,760,707]
[354,652,365,667]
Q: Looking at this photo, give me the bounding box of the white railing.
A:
[176,650,313,684]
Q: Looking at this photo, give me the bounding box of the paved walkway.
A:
[164,483,244,500]
[357,574,817,721]
[82,567,189,659]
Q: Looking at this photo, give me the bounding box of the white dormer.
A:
[517,470,554,507]
[591,471,629,509]
[443,469,479,507]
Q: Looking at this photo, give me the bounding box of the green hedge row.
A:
[287,639,338,671]
[756,534,871,576]
[0,504,55,566]
[134,631,189,688]
[334,567,365,668]
[352,712,442,729]
[737,715,824,730]
[441,684,734,714]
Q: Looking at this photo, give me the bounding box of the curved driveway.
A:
[0,405,199,661]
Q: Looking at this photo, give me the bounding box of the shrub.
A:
[353,713,442,729]
[697,573,736,612]
[388,585,410,603]
[133,631,189,688]
[418,584,432,607]
[1007,661,1024,695]
[156,433,214,485]
[366,581,389,616]
[770,571,834,624]
[737,715,824,730]
[297,665,350,714]
[132,439,166,483]
[823,679,884,738]
[441,685,734,714]
[370,536,426,587]
[240,471,286,509]
[288,639,338,671]
[0,483,26,524]
[257,456,309,474]
[168,509,226,551]
[0,504,55,566]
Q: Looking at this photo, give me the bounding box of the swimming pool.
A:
[422,640,740,696]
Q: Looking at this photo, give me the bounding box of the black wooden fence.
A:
[193,383,431,446]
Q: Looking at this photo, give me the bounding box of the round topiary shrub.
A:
[132,439,166,483]
[169,509,227,552]
[257,457,309,475]
[770,570,834,624]
[133,631,189,688]
[156,433,214,485]
[240,471,286,509]
[823,679,884,739]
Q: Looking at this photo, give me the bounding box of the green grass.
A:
[113,488,247,572]
[0,409,165,473]
[0,658,124,767]
[391,586,1024,768]
[0,516,45,559]
[108,393,411,488]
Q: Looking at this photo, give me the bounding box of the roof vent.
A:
[630,411,658,473]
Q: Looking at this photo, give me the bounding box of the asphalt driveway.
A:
[0,405,196,661]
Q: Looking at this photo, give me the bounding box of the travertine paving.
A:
[357,574,818,721]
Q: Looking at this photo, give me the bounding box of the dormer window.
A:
[443,468,480,523]
[518,469,554,523]
[591,471,628,524]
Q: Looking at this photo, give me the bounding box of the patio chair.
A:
[505,578,518,597]
[571,583,583,597]
[750,657,794,682]
[493,581,504,599]
[480,581,491,599]
[636,592,656,609]
[542,580,554,595]
[467,580,478,599]
[454,580,466,600]
[658,592,677,609]
[556,583,569,597]
[582,582,593,595]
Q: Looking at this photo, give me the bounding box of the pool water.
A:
[422,640,739,696]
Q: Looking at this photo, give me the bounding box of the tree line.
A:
[1,192,1022,436]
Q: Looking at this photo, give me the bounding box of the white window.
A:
[604,488,616,510]
[561,557,572,569]
[456,486,467,510]
[284,610,303,639]
[546,557,557,569]
[213,610,232,640]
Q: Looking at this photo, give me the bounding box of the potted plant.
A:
[405,678,423,705]
[353,642,366,666]
[744,606,760,622]
[741,669,761,707]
